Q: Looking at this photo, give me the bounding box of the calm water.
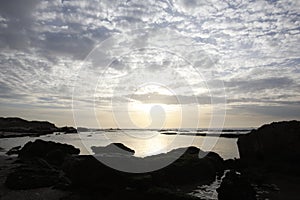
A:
[0,129,249,200]
[0,129,246,159]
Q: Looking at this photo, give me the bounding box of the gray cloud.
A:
[0,0,300,126]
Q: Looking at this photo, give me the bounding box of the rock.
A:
[217,170,256,200]
[62,145,224,190]
[5,165,60,189]
[237,120,300,167]
[151,147,224,185]
[6,145,21,155]
[57,126,77,133]
[0,117,57,136]
[18,139,80,164]
[62,155,130,191]
[91,143,135,156]
[5,139,225,197]
[224,158,244,171]
[4,158,70,190]
[0,117,78,138]
[76,127,90,132]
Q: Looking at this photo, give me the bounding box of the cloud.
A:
[0,0,299,126]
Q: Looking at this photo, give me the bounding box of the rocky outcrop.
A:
[91,143,135,155]
[57,126,77,133]
[5,160,67,190]
[5,140,79,190]
[236,120,300,200]
[217,170,256,200]
[0,117,77,138]
[237,120,300,167]
[18,139,80,164]
[6,146,21,155]
[5,139,225,200]
[0,117,57,136]
[151,147,224,185]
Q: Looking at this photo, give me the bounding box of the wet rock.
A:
[91,143,135,156]
[237,120,300,170]
[18,139,80,161]
[151,147,224,186]
[5,166,60,189]
[217,170,256,200]
[6,145,21,155]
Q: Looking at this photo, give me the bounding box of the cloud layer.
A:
[0,0,299,127]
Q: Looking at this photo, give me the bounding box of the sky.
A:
[0,0,299,129]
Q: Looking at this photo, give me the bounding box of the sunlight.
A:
[128,102,181,129]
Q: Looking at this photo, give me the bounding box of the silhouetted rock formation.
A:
[91,143,135,156]
[237,120,300,167]
[233,120,300,199]
[18,139,80,163]
[6,145,21,155]
[5,140,225,199]
[0,117,77,138]
[217,170,256,200]
[57,126,77,133]
[0,117,57,136]
[5,140,79,190]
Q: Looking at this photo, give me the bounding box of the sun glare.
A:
[128,102,181,129]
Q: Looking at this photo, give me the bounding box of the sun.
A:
[127,102,181,129]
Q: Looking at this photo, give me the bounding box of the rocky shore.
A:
[2,139,226,200]
[0,120,299,199]
[0,117,77,138]
[218,120,300,200]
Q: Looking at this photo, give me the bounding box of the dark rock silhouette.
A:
[6,145,21,155]
[234,120,300,199]
[5,160,65,190]
[18,139,80,164]
[57,126,77,133]
[0,117,77,138]
[91,143,135,155]
[217,170,256,200]
[5,140,225,199]
[238,120,300,167]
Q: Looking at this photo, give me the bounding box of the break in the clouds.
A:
[0,0,299,127]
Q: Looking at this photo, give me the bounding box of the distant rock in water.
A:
[56,126,77,133]
[0,117,77,138]
[0,117,57,134]
[237,120,300,166]
[91,143,135,155]
[76,127,90,132]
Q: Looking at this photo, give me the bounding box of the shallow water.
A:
[0,129,240,159]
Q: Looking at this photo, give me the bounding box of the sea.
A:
[0,128,251,200]
[0,128,251,159]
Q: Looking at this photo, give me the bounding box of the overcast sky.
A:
[0,0,299,128]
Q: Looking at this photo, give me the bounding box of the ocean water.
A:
[0,129,250,159]
[0,129,250,200]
